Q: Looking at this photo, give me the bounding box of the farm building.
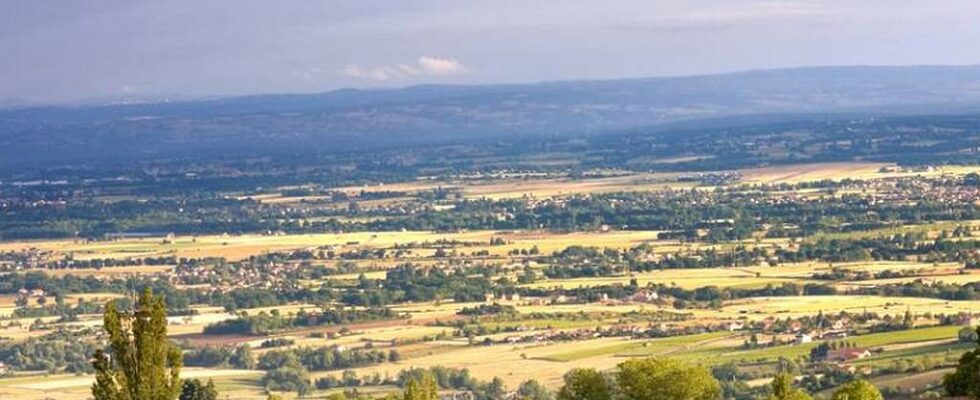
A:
[439,391,475,400]
[825,348,872,362]
[795,333,813,345]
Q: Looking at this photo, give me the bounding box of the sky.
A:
[3,0,980,104]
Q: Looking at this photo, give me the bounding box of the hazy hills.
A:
[4,65,980,168]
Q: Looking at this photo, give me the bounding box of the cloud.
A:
[343,56,464,81]
[418,56,463,75]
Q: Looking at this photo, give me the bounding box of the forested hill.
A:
[4,65,980,168]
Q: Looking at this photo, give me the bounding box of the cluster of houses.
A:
[0,247,51,271]
[171,259,306,290]
[501,327,603,344]
[16,288,46,298]
[437,390,532,400]
[836,173,980,207]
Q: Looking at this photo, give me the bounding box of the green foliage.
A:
[257,344,391,371]
[616,357,721,400]
[958,326,979,343]
[182,345,254,369]
[203,307,396,334]
[403,371,438,400]
[91,288,183,400]
[831,380,883,400]
[179,379,217,400]
[394,366,478,392]
[0,329,98,373]
[945,327,980,398]
[517,379,552,400]
[556,368,614,400]
[262,365,311,396]
[458,303,518,316]
[765,373,812,400]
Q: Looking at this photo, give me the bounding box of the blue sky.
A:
[3,0,980,103]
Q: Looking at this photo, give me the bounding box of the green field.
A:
[540,332,731,362]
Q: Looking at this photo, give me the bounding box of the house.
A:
[628,291,659,303]
[551,295,570,304]
[836,364,873,375]
[825,348,872,362]
[795,333,813,345]
[822,329,848,339]
[728,321,745,332]
[439,391,476,400]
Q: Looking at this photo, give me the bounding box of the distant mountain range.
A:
[5,65,980,168]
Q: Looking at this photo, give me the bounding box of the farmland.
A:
[1,117,979,400]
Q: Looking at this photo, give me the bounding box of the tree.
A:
[262,366,311,396]
[711,363,738,382]
[404,371,438,400]
[556,368,614,400]
[231,345,255,369]
[831,380,883,400]
[485,377,507,400]
[517,380,552,400]
[765,373,812,400]
[616,357,721,400]
[92,288,183,400]
[180,379,218,400]
[959,326,979,343]
[945,327,980,398]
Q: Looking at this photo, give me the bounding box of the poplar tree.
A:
[403,371,438,400]
[92,288,183,400]
[765,373,813,400]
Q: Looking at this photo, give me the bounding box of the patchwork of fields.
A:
[1,161,980,399]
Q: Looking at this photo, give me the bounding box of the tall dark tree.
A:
[180,379,218,400]
[403,371,438,400]
[945,327,980,399]
[92,288,183,400]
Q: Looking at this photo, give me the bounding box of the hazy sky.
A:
[4,0,980,103]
